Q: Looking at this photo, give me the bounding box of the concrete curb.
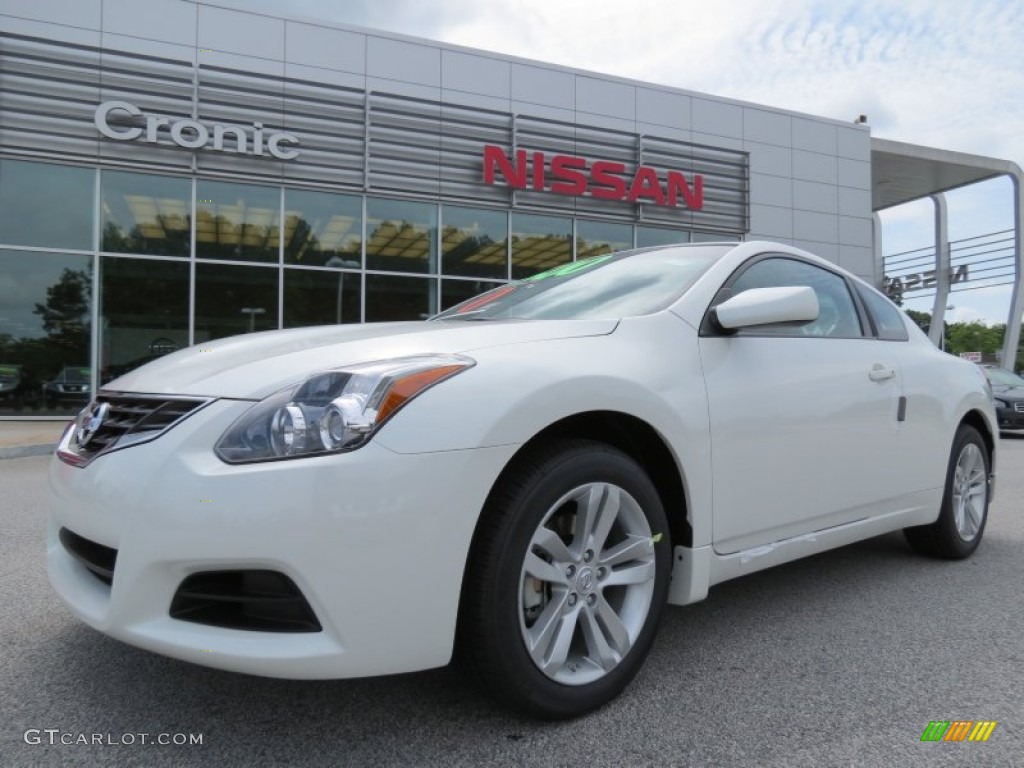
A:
[0,444,56,460]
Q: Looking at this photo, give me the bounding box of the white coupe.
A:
[48,241,996,719]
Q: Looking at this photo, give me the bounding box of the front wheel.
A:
[904,424,991,559]
[459,440,671,719]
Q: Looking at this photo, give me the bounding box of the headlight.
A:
[215,354,474,464]
[993,398,1009,409]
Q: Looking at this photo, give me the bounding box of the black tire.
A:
[458,439,671,719]
[904,425,990,559]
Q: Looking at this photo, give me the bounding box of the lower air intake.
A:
[59,528,117,586]
[170,570,322,633]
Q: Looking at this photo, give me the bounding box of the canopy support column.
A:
[929,194,950,348]
[1001,172,1024,369]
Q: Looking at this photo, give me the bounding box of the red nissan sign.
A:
[482,144,703,210]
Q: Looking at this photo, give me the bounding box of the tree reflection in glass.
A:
[366,198,436,274]
[101,171,191,257]
[510,213,572,280]
[284,190,362,268]
[576,220,632,260]
[0,251,92,415]
[195,180,280,264]
[441,205,508,280]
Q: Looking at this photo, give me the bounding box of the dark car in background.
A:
[42,366,91,410]
[980,365,1024,430]
[0,364,25,405]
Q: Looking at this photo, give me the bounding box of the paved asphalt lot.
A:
[2,440,1022,768]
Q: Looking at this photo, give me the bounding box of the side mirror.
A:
[713,286,819,330]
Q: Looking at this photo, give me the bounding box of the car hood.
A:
[993,385,1024,400]
[104,319,617,399]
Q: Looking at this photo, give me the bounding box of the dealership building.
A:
[1,0,1021,417]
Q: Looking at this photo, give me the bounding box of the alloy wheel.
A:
[952,442,987,542]
[518,482,657,685]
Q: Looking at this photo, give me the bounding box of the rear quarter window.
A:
[856,283,909,341]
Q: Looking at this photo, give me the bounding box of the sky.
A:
[220,0,1024,324]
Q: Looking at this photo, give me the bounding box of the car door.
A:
[699,255,904,554]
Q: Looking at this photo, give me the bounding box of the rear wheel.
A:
[459,440,671,719]
[904,424,990,559]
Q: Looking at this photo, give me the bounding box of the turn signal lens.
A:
[376,365,467,423]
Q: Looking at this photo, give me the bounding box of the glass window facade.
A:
[577,220,633,259]
[511,213,572,280]
[194,263,279,341]
[692,230,739,243]
[0,159,93,250]
[284,189,362,268]
[284,268,360,327]
[0,159,708,417]
[196,180,280,263]
[366,274,437,321]
[442,205,508,279]
[636,225,691,248]
[366,197,436,274]
[99,256,189,385]
[0,249,93,416]
[102,171,191,257]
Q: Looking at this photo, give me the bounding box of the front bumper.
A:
[48,398,517,679]
[994,405,1024,430]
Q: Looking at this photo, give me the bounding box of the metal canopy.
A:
[871,136,1023,368]
[872,138,1012,211]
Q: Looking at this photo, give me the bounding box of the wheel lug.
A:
[567,593,578,606]
[565,565,576,579]
[587,593,596,606]
[597,567,606,579]
[583,550,594,563]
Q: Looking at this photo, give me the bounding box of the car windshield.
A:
[983,367,1024,388]
[433,244,730,321]
[62,367,90,383]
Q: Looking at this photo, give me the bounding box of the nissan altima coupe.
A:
[49,241,996,719]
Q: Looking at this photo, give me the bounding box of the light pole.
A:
[941,304,955,352]
[324,256,360,324]
[240,307,265,333]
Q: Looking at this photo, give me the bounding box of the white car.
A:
[48,241,996,719]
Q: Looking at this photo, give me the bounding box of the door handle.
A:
[868,364,896,382]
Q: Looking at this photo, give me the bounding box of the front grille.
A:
[60,393,212,465]
[59,528,117,586]
[1014,402,1024,413]
[170,571,322,633]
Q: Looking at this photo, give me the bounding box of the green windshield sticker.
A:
[523,254,614,282]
